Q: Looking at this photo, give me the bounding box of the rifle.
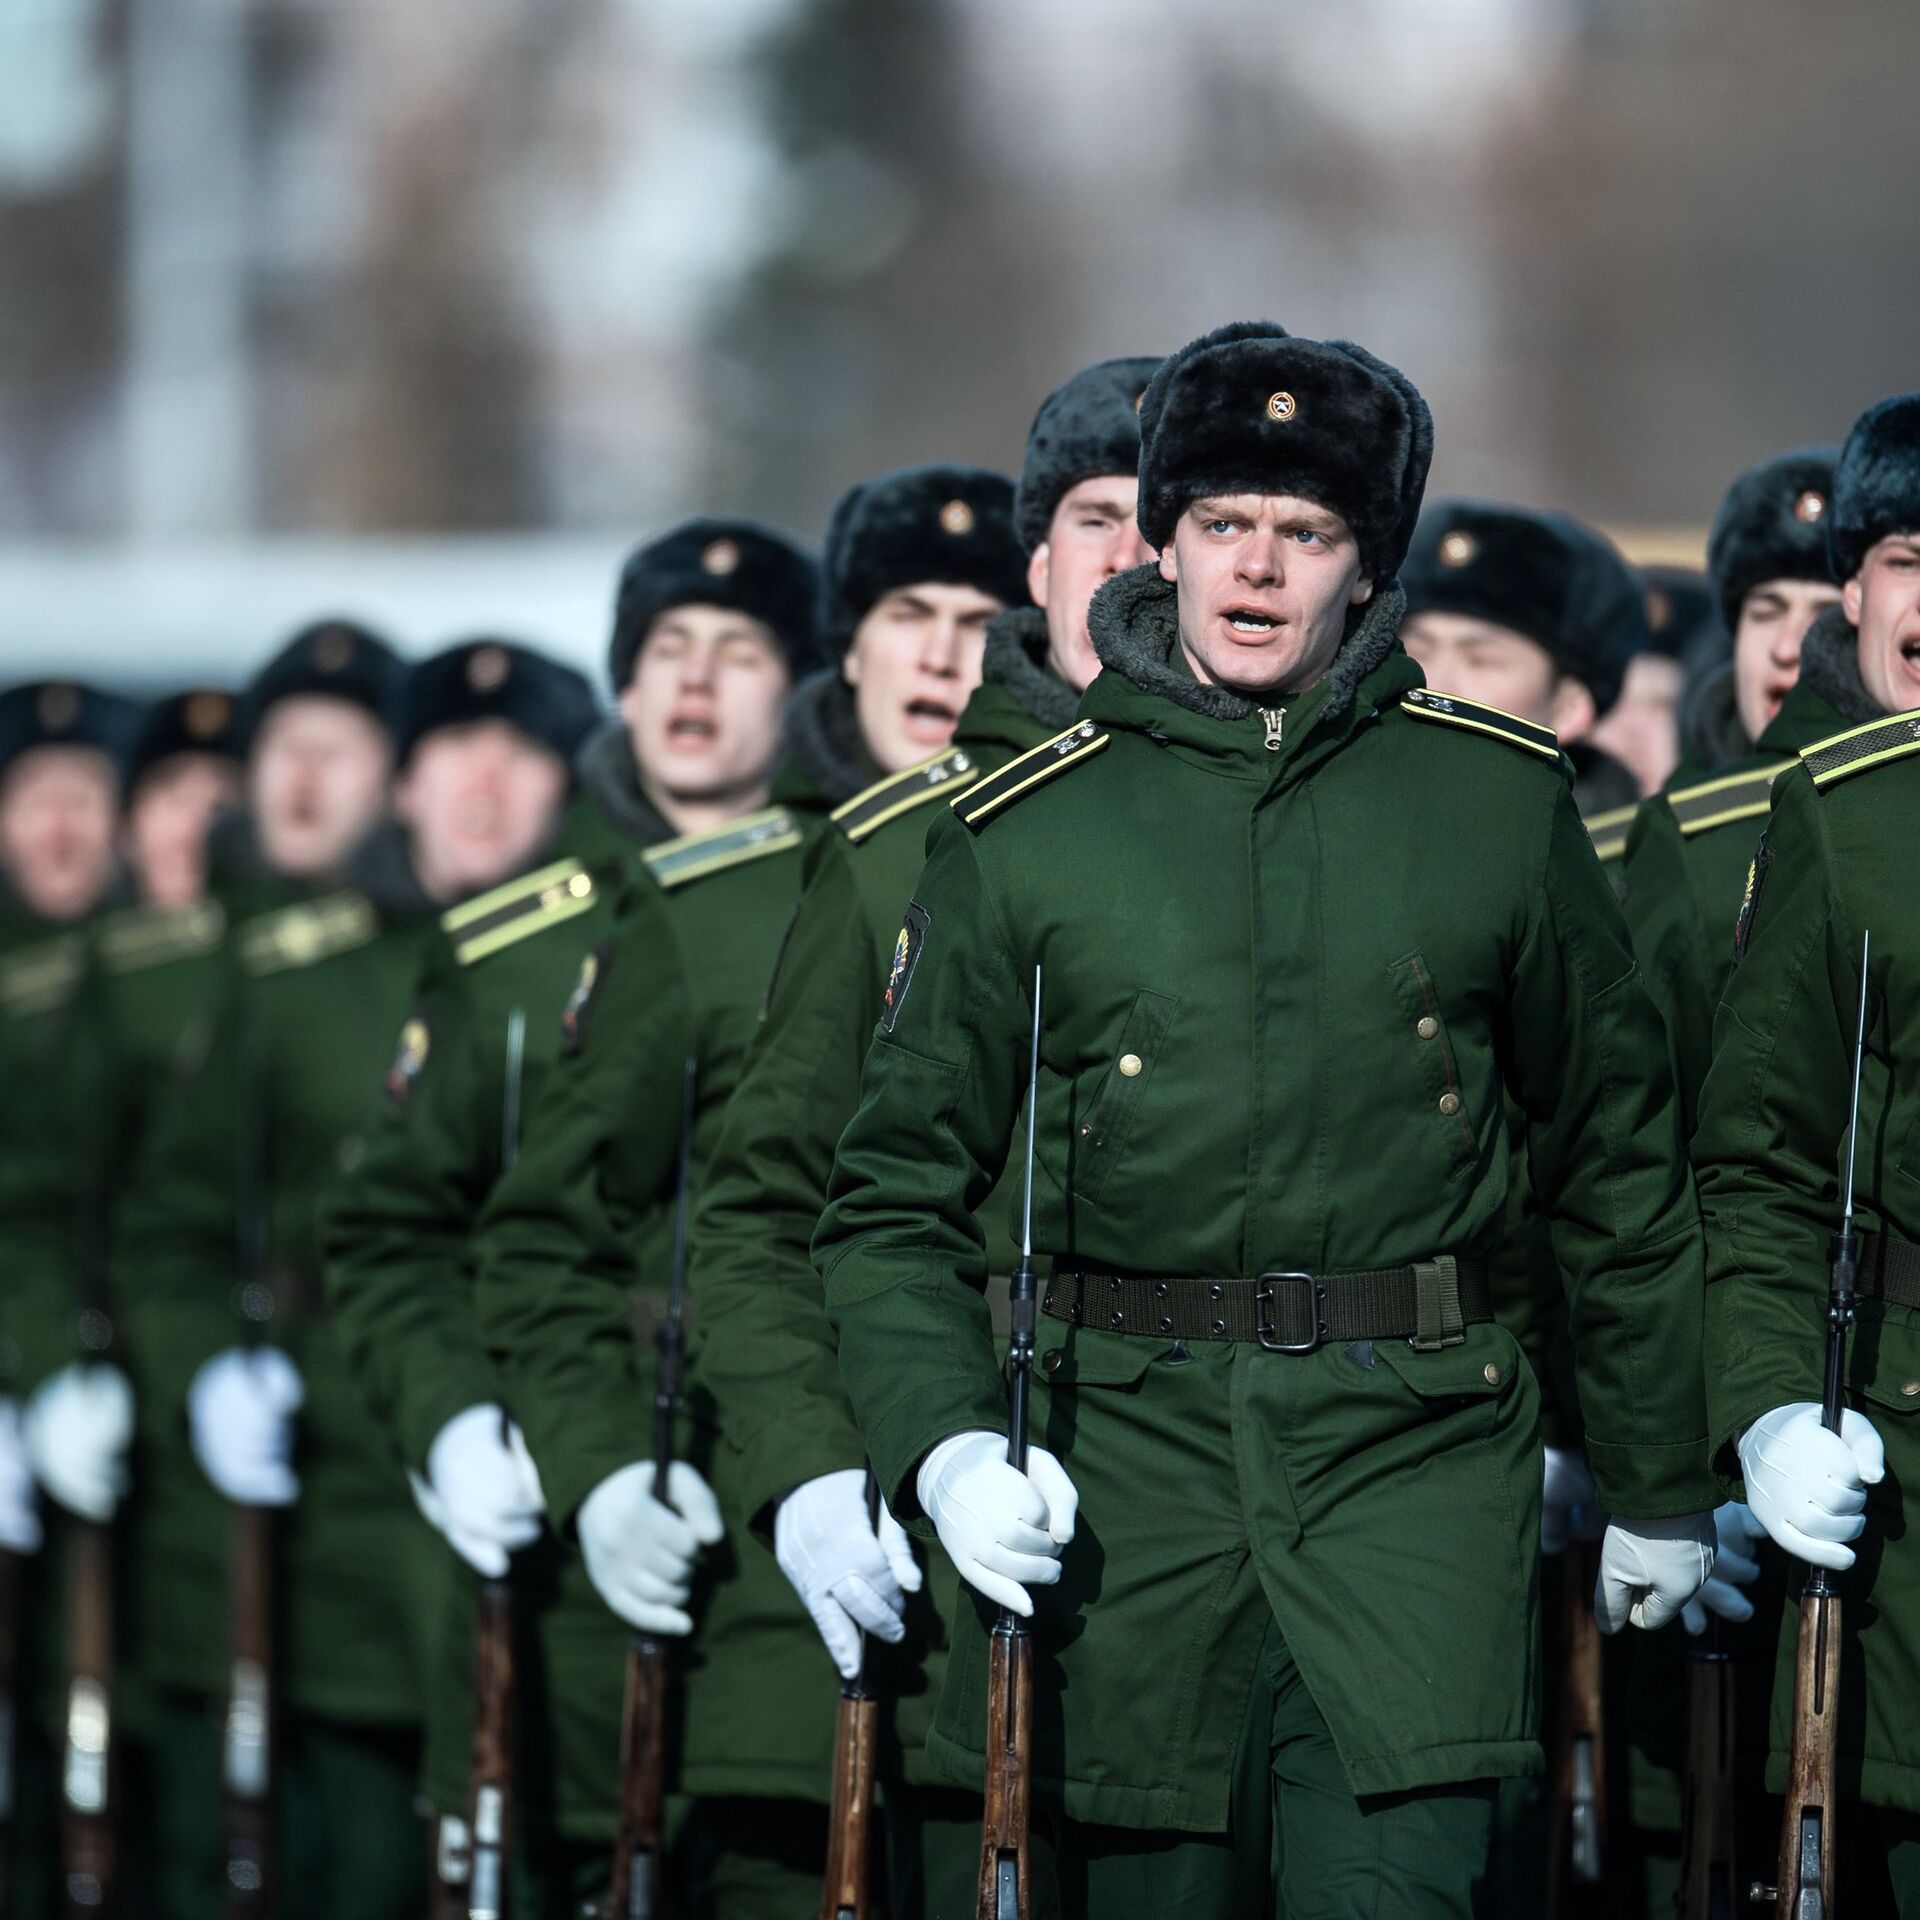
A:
[977,966,1043,1920]
[1679,1619,1737,1920]
[1753,929,1870,1919]
[1549,1536,1607,1916]
[818,1476,882,1920]
[0,1545,17,1918]
[464,1008,528,1920]
[604,1057,698,1920]
[62,1516,114,1916]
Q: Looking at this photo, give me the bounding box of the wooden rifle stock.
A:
[1549,1536,1608,1916]
[62,1519,114,1917]
[1678,1623,1737,1920]
[819,1475,882,1920]
[0,1546,18,1919]
[466,1578,515,1920]
[224,1503,275,1918]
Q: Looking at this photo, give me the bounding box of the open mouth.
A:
[1221,605,1280,636]
[903,696,959,740]
[664,713,718,746]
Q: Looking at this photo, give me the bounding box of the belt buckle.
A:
[1254,1271,1326,1353]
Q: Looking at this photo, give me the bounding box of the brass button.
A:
[1416,1016,1438,1040]
[1437,1092,1461,1117]
[1119,1053,1143,1078]
[1901,1380,1920,1398]
[1483,1362,1501,1386]
[1042,1351,1063,1376]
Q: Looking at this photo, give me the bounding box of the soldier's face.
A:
[0,745,119,923]
[396,719,571,905]
[1843,534,1920,716]
[1732,577,1841,742]
[1161,494,1372,701]
[1029,476,1152,693]
[1588,651,1685,798]
[125,753,240,912]
[843,583,999,773]
[1399,611,1596,740]
[249,696,394,881]
[621,606,792,806]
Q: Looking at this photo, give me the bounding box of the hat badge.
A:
[938,499,976,536]
[312,626,355,673]
[184,691,232,740]
[1438,529,1478,569]
[1265,391,1297,424]
[701,538,741,577]
[1646,586,1673,634]
[466,645,511,694]
[36,684,80,731]
[1793,489,1826,526]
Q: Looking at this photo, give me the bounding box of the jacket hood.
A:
[1795,604,1884,728]
[777,669,880,807]
[574,723,679,848]
[981,607,1081,733]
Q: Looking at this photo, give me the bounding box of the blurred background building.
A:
[1,0,1915,682]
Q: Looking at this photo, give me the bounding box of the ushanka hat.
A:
[608,518,821,690]
[1014,356,1163,555]
[1705,447,1840,632]
[1135,320,1433,580]
[1402,501,1649,714]
[124,688,241,797]
[393,639,601,767]
[240,618,403,749]
[0,681,142,783]
[1828,392,1920,581]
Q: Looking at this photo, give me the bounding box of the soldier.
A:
[470,464,1024,1916]
[691,356,1158,1915]
[118,632,594,1920]
[321,521,821,1914]
[814,321,1720,1918]
[1695,390,1920,1916]
[1588,565,1702,800]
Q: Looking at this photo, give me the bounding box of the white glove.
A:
[421,1405,545,1578]
[1738,1402,1886,1571]
[1594,1513,1716,1633]
[22,1363,133,1523]
[578,1459,724,1635]
[916,1430,1078,1618]
[1540,1447,1605,1556]
[188,1348,303,1506]
[775,1468,924,1678]
[0,1399,43,1553]
[1682,1501,1767,1634]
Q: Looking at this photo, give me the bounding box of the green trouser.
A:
[279,1714,425,1920]
[1052,1616,1495,1920]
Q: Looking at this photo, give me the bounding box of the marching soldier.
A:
[322,520,822,1913]
[1695,390,1920,1915]
[691,355,1159,1916]
[815,321,1720,1917]
[1588,565,1700,801]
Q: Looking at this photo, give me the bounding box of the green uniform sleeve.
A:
[690,837,879,1531]
[472,917,694,1530]
[1620,798,1714,1134]
[815,820,1030,1523]
[1693,772,1845,1473]
[321,941,503,1470]
[1503,789,1717,1519]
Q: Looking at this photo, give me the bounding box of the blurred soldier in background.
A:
[1589,565,1703,799]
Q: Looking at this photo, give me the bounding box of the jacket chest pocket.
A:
[1066,989,1177,1204]
[1386,951,1478,1179]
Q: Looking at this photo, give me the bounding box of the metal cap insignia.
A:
[1793,489,1826,525]
[701,538,740,576]
[311,625,356,672]
[184,690,232,739]
[466,645,511,694]
[1439,530,1477,568]
[939,499,975,536]
[35,684,80,731]
[1265,391,1297,423]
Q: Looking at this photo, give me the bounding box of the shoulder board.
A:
[831,747,981,845]
[1799,712,1920,791]
[1401,688,1560,761]
[237,891,378,977]
[952,722,1109,831]
[0,934,85,1018]
[643,807,802,891]
[1582,803,1638,865]
[1665,759,1793,837]
[96,898,226,974]
[440,857,597,967]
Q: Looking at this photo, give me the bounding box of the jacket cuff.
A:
[1585,1434,1720,1520]
[731,1415,871,1540]
[862,1374,1011,1532]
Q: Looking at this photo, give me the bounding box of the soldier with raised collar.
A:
[321,520,819,1915]
[814,321,1721,1919]
[469,464,1023,1916]
[119,635,594,1920]
[691,356,1157,1915]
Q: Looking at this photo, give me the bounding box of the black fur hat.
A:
[1402,501,1648,714]
[1014,356,1163,555]
[394,639,601,768]
[241,618,403,750]
[608,518,821,692]
[1640,565,1724,664]
[1136,321,1433,581]
[0,680,142,784]
[125,688,241,797]
[1829,392,1920,581]
[820,465,1026,652]
[1705,448,1840,632]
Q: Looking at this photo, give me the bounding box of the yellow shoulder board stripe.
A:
[1801,712,1920,790]
[441,857,588,934]
[97,899,226,973]
[1666,759,1793,836]
[953,722,1109,830]
[0,934,85,1018]
[1402,688,1561,761]
[452,867,598,968]
[831,747,981,845]
[643,807,801,890]
[1582,803,1637,864]
[237,892,378,976]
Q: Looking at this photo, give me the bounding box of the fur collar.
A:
[1679,660,1747,773]
[983,608,1080,731]
[345,818,435,917]
[574,723,678,847]
[780,669,874,806]
[1796,605,1884,726]
[1087,563,1408,723]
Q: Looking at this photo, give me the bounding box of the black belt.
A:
[1042,1256,1492,1354]
[1860,1231,1920,1312]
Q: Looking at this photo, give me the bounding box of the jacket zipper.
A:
[1260,707,1286,751]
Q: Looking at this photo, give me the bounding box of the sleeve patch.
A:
[1731,835,1772,967]
[384,1012,433,1111]
[879,902,930,1034]
[560,942,612,1055]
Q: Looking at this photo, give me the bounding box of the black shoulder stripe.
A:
[831,747,981,844]
[1666,760,1792,836]
[952,722,1108,830]
[1582,803,1637,864]
[1801,713,1920,790]
[1402,688,1560,761]
[644,808,802,889]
